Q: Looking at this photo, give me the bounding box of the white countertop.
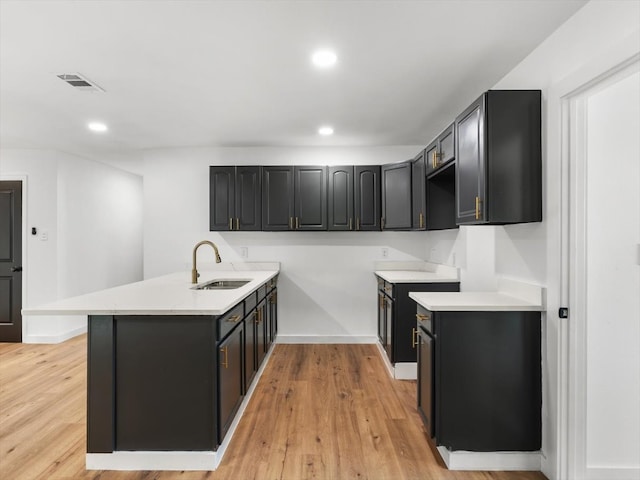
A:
[408,278,545,312]
[374,261,459,283]
[22,267,279,316]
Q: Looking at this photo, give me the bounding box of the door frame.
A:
[0,174,28,341]
[549,34,640,479]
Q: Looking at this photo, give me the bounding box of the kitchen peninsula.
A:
[22,262,280,471]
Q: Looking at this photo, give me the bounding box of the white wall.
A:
[0,149,144,342]
[140,146,431,341]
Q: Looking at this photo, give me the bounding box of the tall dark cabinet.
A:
[209,166,262,231]
[262,166,327,231]
[381,161,412,230]
[354,166,381,231]
[328,166,354,231]
[328,165,381,231]
[455,90,541,225]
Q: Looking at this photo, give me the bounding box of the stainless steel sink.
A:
[192,279,251,290]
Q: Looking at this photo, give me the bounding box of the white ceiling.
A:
[0,0,587,159]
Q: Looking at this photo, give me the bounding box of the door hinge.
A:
[559,307,569,319]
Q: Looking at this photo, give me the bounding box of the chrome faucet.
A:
[192,240,222,284]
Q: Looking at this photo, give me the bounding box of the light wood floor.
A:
[0,336,548,480]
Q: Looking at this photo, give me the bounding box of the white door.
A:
[567,64,640,480]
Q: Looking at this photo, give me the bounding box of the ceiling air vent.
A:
[57,73,105,92]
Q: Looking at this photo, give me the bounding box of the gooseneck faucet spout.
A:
[192,240,222,284]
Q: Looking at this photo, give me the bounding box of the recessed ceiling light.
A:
[311,49,337,68]
[318,126,334,136]
[88,122,108,133]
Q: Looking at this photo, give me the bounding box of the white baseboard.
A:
[23,325,87,344]
[276,335,377,344]
[86,341,276,471]
[587,467,640,480]
[437,446,542,471]
[375,342,417,380]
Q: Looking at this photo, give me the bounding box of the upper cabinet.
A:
[426,123,455,175]
[262,166,327,231]
[411,151,426,230]
[455,90,542,225]
[210,166,261,231]
[382,161,412,230]
[354,166,381,231]
[328,165,381,231]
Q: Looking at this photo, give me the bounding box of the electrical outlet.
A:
[381,247,388,258]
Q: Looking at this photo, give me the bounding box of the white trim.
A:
[87,340,275,471]
[276,335,377,344]
[23,324,87,344]
[548,30,640,480]
[586,467,640,480]
[0,174,28,342]
[437,446,541,471]
[374,341,417,380]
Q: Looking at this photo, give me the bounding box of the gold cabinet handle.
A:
[475,196,481,220]
[379,296,384,309]
[296,217,300,229]
[229,218,233,230]
[412,328,418,349]
[416,313,430,321]
[236,218,240,230]
[289,217,293,230]
[226,314,241,324]
[419,212,424,229]
[381,217,385,229]
[220,346,228,368]
[349,218,353,231]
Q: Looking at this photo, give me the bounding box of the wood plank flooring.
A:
[0,336,548,480]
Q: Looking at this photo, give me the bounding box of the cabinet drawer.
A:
[416,305,433,334]
[256,284,267,302]
[217,302,244,340]
[244,292,257,315]
[267,276,278,292]
[383,281,394,298]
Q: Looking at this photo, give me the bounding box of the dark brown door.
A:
[0,181,22,342]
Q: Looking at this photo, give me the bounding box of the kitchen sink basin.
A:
[192,279,251,290]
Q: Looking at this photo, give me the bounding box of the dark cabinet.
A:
[415,305,542,452]
[210,166,261,231]
[455,90,542,225]
[262,166,295,231]
[217,321,244,444]
[255,299,267,369]
[376,277,459,365]
[381,161,412,230]
[426,123,455,175]
[426,162,457,231]
[354,166,381,231]
[328,166,354,231]
[328,165,382,231]
[267,287,278,347]
[411,151,426,230]
[262,166,327,231]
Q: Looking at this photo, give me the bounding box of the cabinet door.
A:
[377,291,386,346]
[354,166,381,231]
[328,166,353,231]
[411,152,426,230]
[456,94,486,224]
[262,166,294,231]
[267,288,277,345]
[438,123,455,165]
[209,166,235,231]
[235,166,261,231]
[424,140,439,176]
[255,300,267,368]
[417,327,435,438]
[385,296,394,360]
[218,323,244,444]
[244,311,257,388]
[381,162,412,230]
[294,166,327,230]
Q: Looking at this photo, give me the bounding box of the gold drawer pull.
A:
[229,218,233,230]
[220,346,228,368]
[475,196,481,220]
[416,313,430,321]
[226,314,241,323]
[412,328,418,349]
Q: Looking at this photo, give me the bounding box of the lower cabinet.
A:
[416,306,542,452]
[217,321,244,444]
[267,287,278,347]
[377,277,459,364]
